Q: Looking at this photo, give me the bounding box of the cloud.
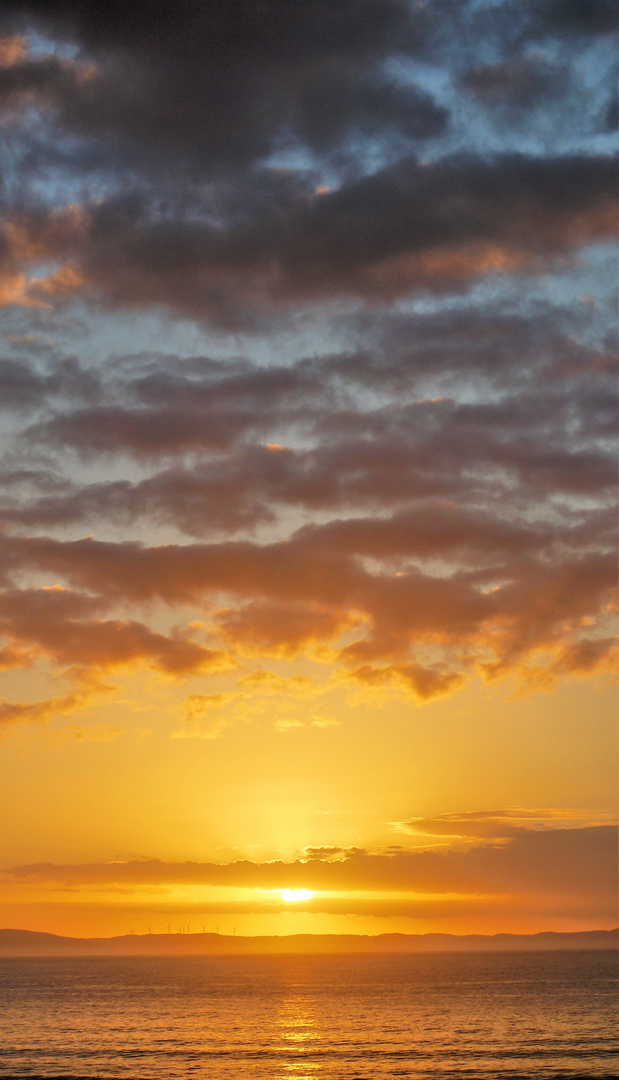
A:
[2,0,422,62]
[0,35,25,65]
[0,586,230,676]
[0,506,614,695]
[0,1,440,178]
[343,662,465,703]
[174,672,327,739]
[214,601,356,657]
[173,691,243,740]
[0,52,95,118]
[0,204,89,312]
[462,58,569,111]
[238,670,324,698]
[393,807,613,841]
[553,635,619,676]
[4,825,616,918]
[49,722,123,743]
[0,1,613,207]
[531,0,619,37]
[0,3,615,716]
[0,0,613,328]
[0,153,614,326]
[0,687,102,729]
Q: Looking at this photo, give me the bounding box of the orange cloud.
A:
[342,661,465,702]
[214,601,356,657]
[0,689,99,729]
[0,36,26,66]
[3,825,615,920]
[0,586,230,677]
[27,264,85,302]
[238,670,324,697]
[0,528,614,703]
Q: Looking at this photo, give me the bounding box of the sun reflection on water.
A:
[276,997,324,1079]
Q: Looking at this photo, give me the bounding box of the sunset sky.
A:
[0,0,616,940]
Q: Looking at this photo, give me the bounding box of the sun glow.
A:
[280,889,313,902]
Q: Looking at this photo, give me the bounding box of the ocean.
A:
[0,950,616,1078]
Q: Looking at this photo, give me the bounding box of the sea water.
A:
[0,950,616,1078]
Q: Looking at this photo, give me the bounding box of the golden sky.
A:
[0,0,616,939]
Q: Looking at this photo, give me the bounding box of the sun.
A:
[280,889,313,902]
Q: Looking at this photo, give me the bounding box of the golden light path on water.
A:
[277,989,323,1080]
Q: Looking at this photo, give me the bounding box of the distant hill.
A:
[0,927,616,956]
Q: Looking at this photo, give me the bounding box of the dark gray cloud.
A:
[604,95,618,131]
[462,57,570,110]
[1,0,422,62]
[0,0,444,177]
[532,0,619,37]
[0,355,98,410]
[7,152,611,325]
[0,0,615,326]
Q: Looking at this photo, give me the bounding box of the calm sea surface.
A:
[0,950,616,1079]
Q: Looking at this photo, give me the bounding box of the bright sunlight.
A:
[280,889,313,902]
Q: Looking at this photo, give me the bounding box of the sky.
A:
[0,0,616,940]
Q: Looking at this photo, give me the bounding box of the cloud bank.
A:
[0,2,615,721]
